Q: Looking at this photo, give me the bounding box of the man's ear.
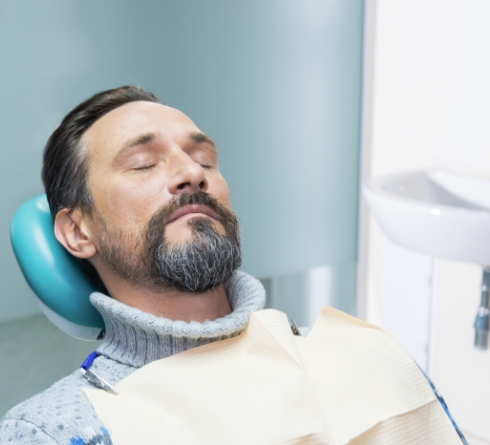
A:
[54,208,97,259]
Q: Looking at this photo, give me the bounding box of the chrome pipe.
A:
[474,267,490,349]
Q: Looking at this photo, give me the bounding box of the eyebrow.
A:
[115,130,217,165]
[122,132,158,150]
[190,131,217,152]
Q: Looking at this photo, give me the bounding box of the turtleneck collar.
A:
[90,271,266,368]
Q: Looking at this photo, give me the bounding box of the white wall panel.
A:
[362,0,490,440]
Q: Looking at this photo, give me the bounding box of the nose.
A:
[167,150,208,195]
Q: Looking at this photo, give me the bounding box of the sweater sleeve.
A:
[424,376,469,445]
[0,418,59,445]
[416,364,468,445]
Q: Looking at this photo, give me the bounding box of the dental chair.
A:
[10,194,104,340]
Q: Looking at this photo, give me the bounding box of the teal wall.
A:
[155,2,364,279]
[0,0,363,323]
[0,0,364,416]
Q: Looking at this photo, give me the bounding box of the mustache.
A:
[146,191,235,233]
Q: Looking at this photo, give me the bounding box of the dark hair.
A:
[42,85,161,292]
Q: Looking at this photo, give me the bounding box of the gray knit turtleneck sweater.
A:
[0,271,265,445]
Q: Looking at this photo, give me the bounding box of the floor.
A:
[0,315,99,418]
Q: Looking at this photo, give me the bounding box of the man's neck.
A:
[100,276,231,322]
[91,257,232,322]
[91,270,266,367]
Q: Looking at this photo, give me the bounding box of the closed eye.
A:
[133,164,156,171]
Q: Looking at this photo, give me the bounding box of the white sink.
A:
[363,170,490,265]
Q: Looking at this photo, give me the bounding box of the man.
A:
[0,86,465,444]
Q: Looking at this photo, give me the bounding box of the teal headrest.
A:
[10,194,104,340]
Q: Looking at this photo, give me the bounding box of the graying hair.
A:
[151,218,241,292]
[42,86,160,292]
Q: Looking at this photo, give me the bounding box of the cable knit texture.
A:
[0,271,265,445]
[94,270,264,367]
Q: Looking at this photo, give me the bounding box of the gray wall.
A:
[0,0,363,323]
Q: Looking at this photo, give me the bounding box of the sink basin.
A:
[363,170,490,265]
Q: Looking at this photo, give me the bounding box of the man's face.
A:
[80,101,241,291]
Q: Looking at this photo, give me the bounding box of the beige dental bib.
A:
[85,308,460,444]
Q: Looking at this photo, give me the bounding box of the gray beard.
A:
[148,217,241,292]
[97,193,242,293]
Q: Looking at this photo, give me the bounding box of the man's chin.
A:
[163,225,194,244]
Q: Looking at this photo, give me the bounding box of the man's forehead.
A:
[82,101,199,150]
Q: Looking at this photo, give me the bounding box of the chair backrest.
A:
[10,194,104,340]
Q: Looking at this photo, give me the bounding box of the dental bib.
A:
[85,307,461,445]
